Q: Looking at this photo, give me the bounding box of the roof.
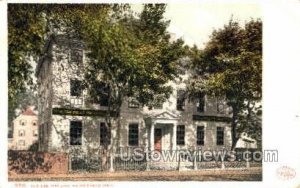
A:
[145,111,180,120]
[22,108,36,116]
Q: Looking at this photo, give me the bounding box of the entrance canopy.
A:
[145,111,179,151]
[145,111,180,125]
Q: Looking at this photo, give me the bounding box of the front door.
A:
[154,128,162,152]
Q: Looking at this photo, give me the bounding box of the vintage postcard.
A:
[1,0,300,187]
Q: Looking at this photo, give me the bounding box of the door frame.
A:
[154,128,163,151]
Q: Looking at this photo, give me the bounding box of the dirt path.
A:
[9,167,262,181]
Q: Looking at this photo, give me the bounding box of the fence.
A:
[68,148,262,172]
[7,149,262,173]
[69,148,148,172]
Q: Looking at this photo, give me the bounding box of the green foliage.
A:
[8,88,37,124]
[28,142,39,152]
[80,4,186,114]
[138,4,170,44]
[8,3,186,116]
[8,4,46,120]
[190,19,262,149]
[8,4,115,121]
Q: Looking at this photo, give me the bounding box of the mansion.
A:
[36,35,233,166]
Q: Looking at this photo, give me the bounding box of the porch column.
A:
[150,122,155,151]
[172,123,177,151]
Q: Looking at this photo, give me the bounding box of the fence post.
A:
[146,149,150,171]
[193,149,198,170]
[178,153,181,171]
[246,159,250,168]
[221,158,225,169]
[246,147,250,168]
[109,153,114,172]
[221,147,225,169]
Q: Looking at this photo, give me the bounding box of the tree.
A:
[26,4,185,168]
[189,19,262,150]
[8,4,46,121]
[8,4,186,170]
[8,4,112,122]
[81,4,186,148]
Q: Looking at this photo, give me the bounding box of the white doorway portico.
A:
[145,111,180,151]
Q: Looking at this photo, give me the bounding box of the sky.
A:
[132,3,261,48]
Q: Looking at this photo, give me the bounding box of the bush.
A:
[28,142,39,152]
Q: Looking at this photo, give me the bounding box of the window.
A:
[197,126,205,145]
[70,79,83,97]
[70,98,83,105]
[176,90,186,111]
[216,127,224,145]
[33,130,38,137]
[100,122,111,145]
[70,49,83,64]
[128,124,139,146]
[32,121,37,126]
[93,82,109,106]
[19,130,25,137]
[128,98,139,108]
[20,120,26,126]
[176,125,185,145]
[153,103,163,109]
[197,92,205,112]
[18,140,25,146]
[152,97,163,109]
[70,121,82,145]
[217,98,225,114]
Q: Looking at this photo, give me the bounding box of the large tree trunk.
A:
[101,89,112,171]
[231,104,239,151]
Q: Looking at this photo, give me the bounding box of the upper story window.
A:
[128,123,139,146]
[176,90,186,111]
[70,98,83,105]
[70,121,82,145]
[70,49,83,64]
[153,103,163,109]
[176,125,185,145]
[19,130,25,137]
[216,127,224,145]
[100,122,111,146]
[151,96,164,110]
[217,98,225,114]
[153,99,163,109]
[90,82,109,106]
[20,120,26,126]
[197,92,205,112]
[128,98,139,108]
[197,126,205,146]
[70,79,83,97]
[33,130,38,137]
[32,121,37,126]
